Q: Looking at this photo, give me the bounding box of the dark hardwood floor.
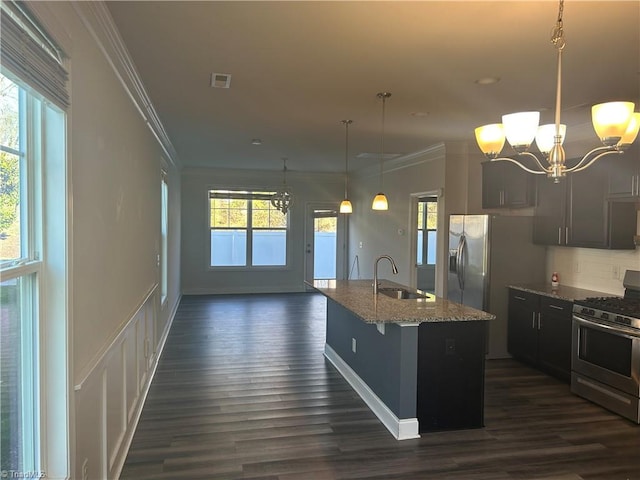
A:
[120,293,640,480]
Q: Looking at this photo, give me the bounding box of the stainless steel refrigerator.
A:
[448,214,546,358]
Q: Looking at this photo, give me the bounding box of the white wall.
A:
[30,2,182,479]
[347,142,480,297]
[181,167,343,294]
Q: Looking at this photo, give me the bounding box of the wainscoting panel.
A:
[73,286,175,480]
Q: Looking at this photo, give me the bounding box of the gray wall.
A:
[325,299,418,418]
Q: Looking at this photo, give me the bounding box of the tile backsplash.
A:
[547,246,640,296]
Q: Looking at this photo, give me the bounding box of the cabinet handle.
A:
[565,227,569,245]
[532,312,536,329]
[537,312,541,330]
[558,227,562,245]
[636,175,639,196]
[549,304,565,311]
[514,295,526,301]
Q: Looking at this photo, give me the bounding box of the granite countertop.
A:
[309,279,495,325]
[508,283,612,302]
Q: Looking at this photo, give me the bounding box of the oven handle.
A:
[573,314,640,340]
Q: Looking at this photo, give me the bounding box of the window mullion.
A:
[246,200,253,266]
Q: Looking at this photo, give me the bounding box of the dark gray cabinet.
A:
[507,288,572,382]
[607,145,640,200]
[482,161,535,209]
[533,160,636,249]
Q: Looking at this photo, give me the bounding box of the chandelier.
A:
[474,0,640,182]
[271,158,293,214]
[372,92,391,210]
[339,119,353,214]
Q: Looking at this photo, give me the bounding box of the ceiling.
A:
[106,1,640,174]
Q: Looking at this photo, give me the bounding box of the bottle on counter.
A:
[551,271,559,288]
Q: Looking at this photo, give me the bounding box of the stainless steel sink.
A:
[378,287,427,300]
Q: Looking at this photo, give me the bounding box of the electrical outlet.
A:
[612,265,620,280]
[574,262,581,273]
[351,338,357,353]
[81,458,89,480]
[359,241,363,249]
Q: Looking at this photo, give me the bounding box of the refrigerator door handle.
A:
[457,234,466,291]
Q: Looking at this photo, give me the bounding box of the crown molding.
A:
[352,142,447,179]
[71,1,179,169]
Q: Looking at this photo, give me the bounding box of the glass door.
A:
[304,205,346,284]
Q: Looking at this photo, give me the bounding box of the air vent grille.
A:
[210,73,231,88]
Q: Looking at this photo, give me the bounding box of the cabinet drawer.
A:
[539,297,572,317]
[508,289,538,309]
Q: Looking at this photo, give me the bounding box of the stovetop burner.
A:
[577,296,640,317]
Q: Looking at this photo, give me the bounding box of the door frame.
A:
[409,189,443,295]
[304,202,348,284]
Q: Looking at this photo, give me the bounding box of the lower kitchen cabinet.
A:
[507,288,572,382]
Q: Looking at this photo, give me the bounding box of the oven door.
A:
[572,315,640,397]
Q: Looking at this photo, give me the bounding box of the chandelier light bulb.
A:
[475,124,506,158]
[619,112,640,148]
[592,102,635,146]
[535,123,566,154]
[502,111,540,152]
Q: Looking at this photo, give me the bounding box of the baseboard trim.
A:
[324,344,420,441]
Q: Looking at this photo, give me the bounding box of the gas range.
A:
[573,270,640,332]
[571,269,640,424]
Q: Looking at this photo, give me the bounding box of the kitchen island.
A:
[310,279,495,440]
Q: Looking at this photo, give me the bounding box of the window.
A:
[160,174,168,303]
[417,198,437,265]
[1,3,68,476]
[0,72,42,474]
[209,190,288,267]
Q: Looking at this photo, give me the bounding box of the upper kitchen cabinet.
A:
[533,160,636,249]
[607,144,640,200]
[482,161,535,209]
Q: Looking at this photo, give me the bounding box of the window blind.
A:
[209,190,276,201]
[0,1,69,109]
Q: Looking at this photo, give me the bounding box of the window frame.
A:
[208,190,290,269]
[0,72,44,473]
[416,198,437,266]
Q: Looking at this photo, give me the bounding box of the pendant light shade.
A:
[339,199,353,214]
[371,193,389,210]
[340,119,353,214]
[372,92,391,211]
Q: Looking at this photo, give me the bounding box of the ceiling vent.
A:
[210,73,231,88]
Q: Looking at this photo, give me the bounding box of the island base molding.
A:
[324,344,420,440]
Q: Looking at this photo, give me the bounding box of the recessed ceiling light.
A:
[251,138,262,145]
[475,76,500,85]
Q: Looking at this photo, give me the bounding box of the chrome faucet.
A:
[373,255,399,294]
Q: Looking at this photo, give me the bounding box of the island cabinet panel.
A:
[507,288,572,382]
[416,321,488,432]
[325,299,418,419]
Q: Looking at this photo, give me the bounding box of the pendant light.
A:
[474,0,639,182]
[339,119,353,214]
[372,92,391,210]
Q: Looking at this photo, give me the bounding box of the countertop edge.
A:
[507,284,613,302]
